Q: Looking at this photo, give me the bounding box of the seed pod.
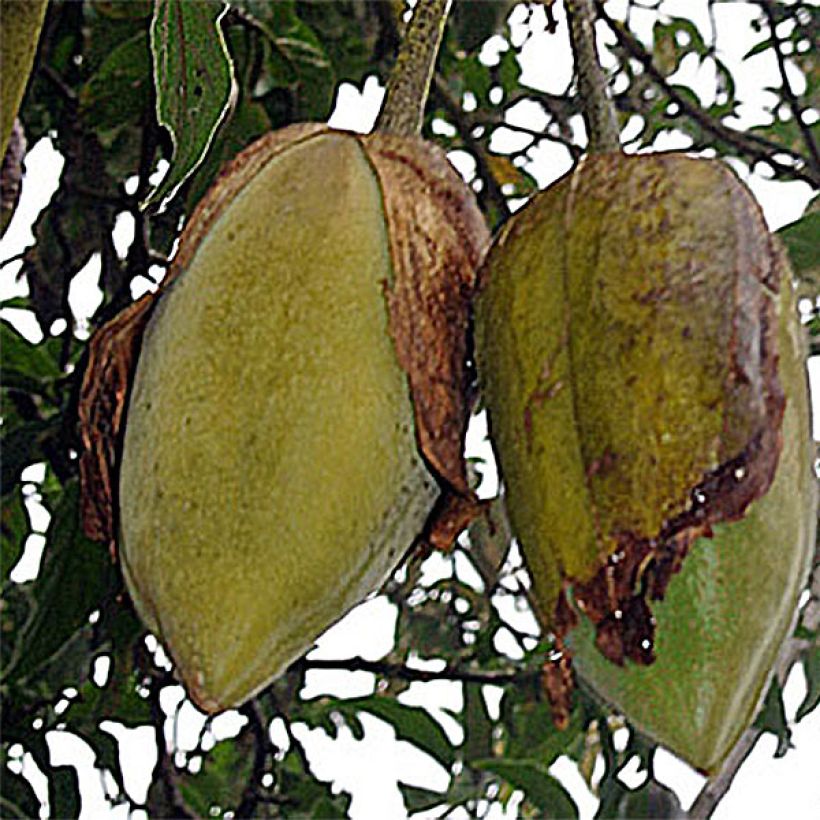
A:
[80,125,488,712]
[474,153,815,771]
[0,0,48,154]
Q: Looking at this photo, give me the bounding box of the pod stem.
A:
[376,0,452,138]
[565,0,621,154]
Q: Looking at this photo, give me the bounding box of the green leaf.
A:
[463,683,493,763]
[1,488,28,581]
[183,92,271,211]
[234,0,334,120]
[460,54,492,104]
[472,758,578,818]
[178,735,255,818]
[449,0,512,53]
[777,201,820,287]
[398,782,446,814]
[497,49,521,98]
[308,794,350,818]
[753,678,792,757]
[500,690,581,766]
[276,749,351,818]
[22,135,117,330]
[80,31,152,131]
[796,645,820,722]
[356,698,457,769]
[6,483,119,684]
[69,666,151,731]
[49,764,81,820]
[0,768,41,819]
[743,36,773,61]
[147,0,236,208]
[600,779,684,819]
[0,320,62,392]
[303,695,456,768]
[0,419,55,496]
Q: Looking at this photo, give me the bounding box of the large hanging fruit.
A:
[474,152,815,773]
[81,124,488,713]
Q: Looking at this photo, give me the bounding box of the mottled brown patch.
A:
[422,492,487,554]
[79,295,156,550]
[361,133,490,496]
[542,638,574,730]
[570,419,785,673]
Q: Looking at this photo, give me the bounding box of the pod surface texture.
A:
[475,152,815,773]
[119,129,467,712]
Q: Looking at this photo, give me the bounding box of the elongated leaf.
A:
[80,31,152,130]
[0,769,41,819]
[472,758,578,818]
[398,783,446,814]
[796,645,820,722]
[1,320,62,390]
[1,419,55,496]
[310,696,457,769]
[753,678,792,757]
[49,764,81,820]
[147,0,235,207]
[1,488,28,580]
[356,698,456,769]
[8,483,118,683]
[778,202,819,288]
[234,0,334,119]
[463,683,493,763]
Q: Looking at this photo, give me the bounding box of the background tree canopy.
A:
[1,0,818,817]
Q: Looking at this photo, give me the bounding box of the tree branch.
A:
[595,0,820,187]
[292,655,537,687]
[757,0,820,173]
[566,0,621,152]
[376,0,453,138]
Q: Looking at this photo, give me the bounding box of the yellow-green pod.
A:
[1,0,48,153]
[117,125,488,712]
[475,152,815,772]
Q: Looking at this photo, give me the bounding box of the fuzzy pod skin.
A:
[116,125,487,713]
[0,0,48,154]
[569,274,814,773]
[474,153,815,772]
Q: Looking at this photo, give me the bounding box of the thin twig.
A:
[292,655,536,687]
[595,0,820,187]
[147,679,193,819]
[376,0,452,137]
[234,699,270,819]
[757,0,820,172]
[0,250,27,268]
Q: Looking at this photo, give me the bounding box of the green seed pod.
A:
[474,152,815,773]
[97,125,488,712]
